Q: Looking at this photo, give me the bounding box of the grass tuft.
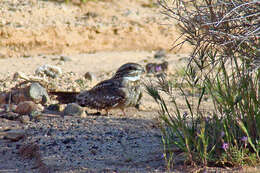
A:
[147,0,260,170]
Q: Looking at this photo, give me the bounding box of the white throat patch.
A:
[124,75,140,81]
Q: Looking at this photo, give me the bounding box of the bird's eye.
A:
[128,66,134,70]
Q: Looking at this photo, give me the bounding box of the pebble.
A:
[63,103,86,118]
[84,72,96,81]
[60,56,72,62]
[154,49,166,59]
[35,64,62,78]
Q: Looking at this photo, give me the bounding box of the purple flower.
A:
[241,136,248,148]
[241,136,248,143]
[221,131,225,137]
[155,65,162,72]
[205,117,210,122]
[222,143,229,151]
[183,112,188,119]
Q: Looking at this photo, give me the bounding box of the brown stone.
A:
[14,101,38,115]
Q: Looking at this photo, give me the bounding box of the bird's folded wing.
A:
[76,80,126,109]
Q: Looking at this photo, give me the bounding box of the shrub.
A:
[147,0,260,169]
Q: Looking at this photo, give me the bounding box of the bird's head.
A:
[113,63,145,81]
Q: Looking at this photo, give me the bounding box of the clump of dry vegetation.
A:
[147,0,260,170]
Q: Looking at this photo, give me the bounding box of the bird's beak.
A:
[140,68,145,79]
[141,67,145,74]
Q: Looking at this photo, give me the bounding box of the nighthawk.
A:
[76,63,145,116]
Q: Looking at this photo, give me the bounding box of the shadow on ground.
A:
[0,113,165,172]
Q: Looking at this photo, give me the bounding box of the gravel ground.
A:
[0,113,165,172]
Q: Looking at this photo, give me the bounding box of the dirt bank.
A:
[0,0,191,58]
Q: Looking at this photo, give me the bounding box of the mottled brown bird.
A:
[76,63,145,116]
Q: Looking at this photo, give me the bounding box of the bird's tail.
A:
[49,91,79,104]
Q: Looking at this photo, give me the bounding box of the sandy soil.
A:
[0,51,187,76]
[0,0,191,58]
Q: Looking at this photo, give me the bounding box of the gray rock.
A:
[63,103,86,118]
[35,64,62,78]
[60,56,72,62]
[29,83,49,104]
[154,49,166,59]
